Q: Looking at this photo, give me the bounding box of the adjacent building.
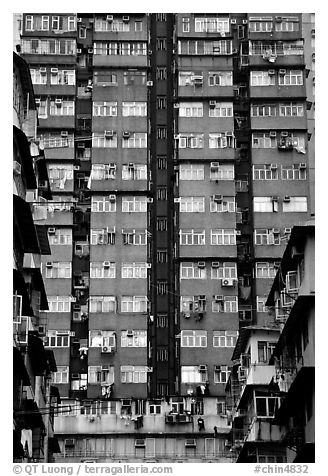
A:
[13,51,60,462]
[14,13,314,462]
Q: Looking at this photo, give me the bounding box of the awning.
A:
[13,347,30,386]
[35,225,51,255]
[13,52,36,110]
[13,194,40,254]
[13,126,37,189]
[28,333,48,376]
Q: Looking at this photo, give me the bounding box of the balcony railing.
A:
[274,355,304,392]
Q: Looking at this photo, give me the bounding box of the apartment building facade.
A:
[13,51,60,462]
[16,12,314,462]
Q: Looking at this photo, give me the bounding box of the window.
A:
[45,331,70,347]
[275,16,299,32]
[255,262,280,278]
[255,394,280,417]
[157,314,168,328]
[156,187,167,200]
[253,165,278,180]
[149,401,162,414]
[250,71,275,86]
[182,18,190,32]
[208,71,232,86]
[178,71,196,86]
[157,156,167,169]
[94,72,117,86]
[121,262,147,279]
[157,217,167,231]
[70,374,87,391]
[211,262,237,279]
[95,19,130,32]
[214,365,230,384]
[258,341,276,363]
[91,196,117,212]
[52,366,69,384]
[68,16,76,31]
[122,196,147,213]
[180,296,207,314]
[211,229,236,245]
[257,296,268,312]
[179,102,203,117]
[25,15,34,31]
[180,229,205,246]
[282,196,308,212]
[89,297,116,313]
[180,197,205,213]
[89,331,116,348]
[35,97,48,118]
[49,99,74,116]
[212,296,238,313]
[210,163,234,180]
[45,262,71,279]
[209,133,235,149]
[122,102,147,117]
[279,102,304,116]
[254,197,278,213]
[181,330,207,347]
[135,21,143,32]
[50,69,75,85]
[157,249,167,263]
[181,366,208,383]
[251,105,277,117]
[88,366,114,385]
[252,133,277,148]
[157,38,166,50]
[90,228,116,245]
[157,96,167,109]
[121,296,148,313]
[281,165,307,180]
[180,262,206,279]
[90,262,116,278]
[157,127,167,139]
[179,164,204,180]
[157,348,169,361]
[213,331,238,348]
[249,40,304,56]
[21,38,76,55]
[39,133,74,149]
[93,102,117,117]
[47,296,71,312]
[122,164,147,181]
[178,133,204,149]
[121,330,147,347]
[47,228,72,245]
[122,229,147,246]
[278,70,303,86]
[92,134,118,148]
[30,69,48,85]
[120,366,147,383]
[194,17,230,33]
[122,133,147,148]
[249,16,273,32]
[156,68,167,80]
[79,26,86,39]
[156,14,166,21]
[216,399,226,415]
[254,229,280,246]
[210,196,235,213]
[94,42,147,56]
[209,102,233,117]
[123,71,147,85]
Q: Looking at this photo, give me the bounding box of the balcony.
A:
[246,417,282,443]
[165,413,193,424]
[274,355,304,393]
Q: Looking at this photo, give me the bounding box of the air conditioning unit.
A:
[107,15,113,22]
[183,312,191,319]
[275,16,282,22]
[174,134,180,140]
[209,100,216,108]
[147,197,154,203]
[35,98,41,105]
[13,161,21,175]
[73,165,80,171]
[283,196,291,202]
[48,227,56,235]
[231,19,237,24]
[46,262,53,268]
[212,262,220,268]
[192,76,203,85]
[123,16,130,22]
[51,68,58,74]
[272,228,280,235]
[197,262,205,268]
[77,48,82,54]
[71,373,79,379]
[88,48,93,53]
[77,142,85,149]
[214,365,222,372]
[299,163,306,169]
[270,163,278,170]
[185,439,196,447]
[105,130,114,138]
[40,67,47,74]
[226,131,234,137]
[242,19,248,24]
[211,162,220,168]
[214,295,224,301]
[173,103,180,109]
[147,81,153,86]
[281,131,288,137]
[55,99,62,106]
[284,228,292,234]
[268,69,275,75]
[123,131,130,139]
[103,261,111,268]
[279,69,287,75]
[64,439,75,447]
[101,346,113,353]
[232,48,238,54]
[73,304,81,311]
[135,439,145,447]
[61,131,68,137]
[198,365,207,372]
[213,194,223,203]
[77,18,82,23]
[109,194,116,201]
[221,278,234,287]
[271,196,278,202]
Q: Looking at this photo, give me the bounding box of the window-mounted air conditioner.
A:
[299,163,306,169]
[73,304,81,311]
[48,227,56,235]
[88,48,93,54]
[270,163,278,170]
[284,228,292,234]
[51,68,58,74]
[123,16,130,22]
[122,131,130,139]
[35,98,41,105]
[212,262,220,268]
[77,48,82,54]
[281,131,288,137]
[198,365,207,372]
[272,228,280,234]
[77,18,82,23]
[40,67,47,74]
[271,196,278,202]
[55,99,62,106]
[214,295,224,301]
[64,439,75,447]
[185,439,196,447]
[211,162,220,168]
[77,142,85,149]
[109,194,116,201]
[101,346,113,353]
[147,81,153,86]
[105,130,114,138]
[103,261,111,268]
[213,194,223,203]
[279,69,287,75]
[242,19,248,24]
[46,262,53,268]
[61,130,68,137]
[197,261,205,268]
[268,69,275,75]
[106,15,113,22]
[231,19,237,24]
[209,100,216,108]
[283,196,291,202]
[135,439,145,447]
[221,278,234,287]
[126,330,134,337]
[214,365,222,371]
[275,16,282,22]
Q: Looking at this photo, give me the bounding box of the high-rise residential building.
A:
[15,13,314,463]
